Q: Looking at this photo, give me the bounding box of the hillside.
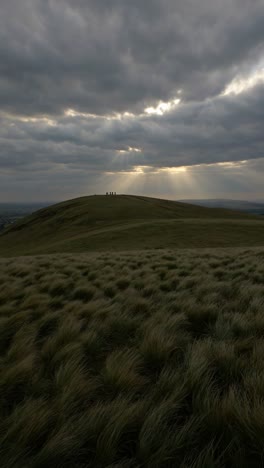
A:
[0,194,263,256]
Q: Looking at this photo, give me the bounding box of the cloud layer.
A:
[0,0,264,201]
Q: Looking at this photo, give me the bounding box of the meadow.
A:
[1,247,264,467]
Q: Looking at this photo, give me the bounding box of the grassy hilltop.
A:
[1,195,264,466]
[0,194,264,255]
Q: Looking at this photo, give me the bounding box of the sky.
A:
[1,0,264,202]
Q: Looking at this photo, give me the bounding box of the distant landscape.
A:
[179,199,264,216]
[0,203,52,232]
[1,195,264,467]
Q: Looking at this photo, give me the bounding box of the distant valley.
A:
[179,199,264,215]
[0,202,52,231]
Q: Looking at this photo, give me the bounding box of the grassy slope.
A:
[1,196,264,465]
[0,195,263,255]
[1,248,264,467]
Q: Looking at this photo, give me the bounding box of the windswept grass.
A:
[0,247,264,466]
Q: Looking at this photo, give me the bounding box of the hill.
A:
[1,197,264,465]
[0,194,263,256]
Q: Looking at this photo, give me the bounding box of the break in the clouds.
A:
[0,0,264,201]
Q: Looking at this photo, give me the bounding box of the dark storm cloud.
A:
[1,0,264,116]
[1,82,264,174]
[1,0,264,202]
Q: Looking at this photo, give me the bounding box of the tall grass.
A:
[0,247,264,466]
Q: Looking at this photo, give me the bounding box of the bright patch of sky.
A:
[144,98,181,115]
[223,65,264,96]
[117,147,142,154]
